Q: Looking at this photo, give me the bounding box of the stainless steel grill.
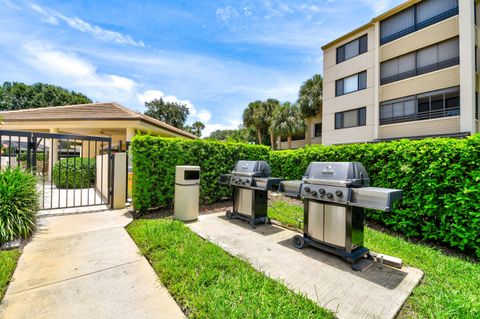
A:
[279,162,402,265]
[219,160,283,226]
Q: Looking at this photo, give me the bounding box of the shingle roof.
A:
[0,102,197,139]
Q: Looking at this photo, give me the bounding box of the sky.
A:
[0,0,404,136]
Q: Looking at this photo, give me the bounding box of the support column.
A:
[305,117,312,145]
[373,21,380,140]
[126,127,135,142]
[459,0,476,134]
[48,128,58,181]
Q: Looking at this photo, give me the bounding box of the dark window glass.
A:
[359,35,368,54]
[314,123,322,137]
[335,113,342,129]
[380,37,459,85]
[430,94,444,111]
[335,107,366,129]
[336,34,368,64]
[336,79,344,96]
[358,71,367,90]
[359,108,366,126]
[380,0,458,44]
[336,46,345,64]
[417,96,430,113]
[380,87,460,125]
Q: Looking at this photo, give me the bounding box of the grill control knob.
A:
[310,191,317,196]
[326,192,334,199]
[335,190,343,197]
[319,188,326,195]
[304,186,311,193]
[246,179,250,184]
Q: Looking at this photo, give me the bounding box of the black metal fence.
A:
[0,130,112,210]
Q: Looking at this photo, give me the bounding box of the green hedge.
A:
[0,168,39,244]
[131,136,270,212]
[131,134,480,257]
[270,135,480,257]
[52,157,96,189]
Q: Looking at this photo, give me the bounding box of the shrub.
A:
[52,157,96,189]
[131,136,270,211]
[270,135,480,258]
[0,168,39,244]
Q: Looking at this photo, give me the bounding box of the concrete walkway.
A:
[0,209,185,319]
[188,212,424,319]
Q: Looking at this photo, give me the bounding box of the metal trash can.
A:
[174,165,200,221]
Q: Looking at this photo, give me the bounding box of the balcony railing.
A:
[380,106,460,125]
[380,7,458,45]
[380,57,459,85]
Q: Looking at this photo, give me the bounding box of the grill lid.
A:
[303,162,369,187]
[232,160,272,177]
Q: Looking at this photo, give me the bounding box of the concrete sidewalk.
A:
[0,209,185,319]
[188,212,424,319]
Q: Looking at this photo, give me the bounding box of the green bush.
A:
[131,134,480,257]
[52,157,96,189]
[131,136,270,211]
[0,168,39,244]
[270,135,480,258]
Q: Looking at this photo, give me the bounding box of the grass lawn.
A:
[0,249,20,300]
[127,219,333,319]
[268,200,480,319]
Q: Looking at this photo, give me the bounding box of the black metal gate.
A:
[0,129,112,210]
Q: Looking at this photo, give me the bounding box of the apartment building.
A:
[319,0,480,145]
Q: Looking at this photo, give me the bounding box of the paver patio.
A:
[188,212,424,319]
[0,209,184,319]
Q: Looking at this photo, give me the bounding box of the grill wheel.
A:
[293,235,306,249]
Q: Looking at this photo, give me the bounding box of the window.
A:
[380,0,459,44]
[336,35,368,64]
[380,87,460,125]
[476,92,479,120]
[335,71,367,96]
[314,123,322,137]
[380,37,459,85]
[335,107,366,129]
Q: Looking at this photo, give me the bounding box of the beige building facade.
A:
[320,0,480,145]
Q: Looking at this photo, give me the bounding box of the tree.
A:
[206,126,256,143]
[144,98,190,129]
[271,102,305,149]
[190,121,205,137]
[298,74,323,118]
[243,100,269,145]
[0,81,92,111]
[263,98,281,149]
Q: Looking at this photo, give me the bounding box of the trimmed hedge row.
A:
[52,157,96,189]
[131,134,480,257]
[131,136,270,212]
[270,135,480,257]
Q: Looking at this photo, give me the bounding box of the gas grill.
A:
[219,160,283,226]
[279,162,402,264]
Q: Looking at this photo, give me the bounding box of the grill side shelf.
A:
[348,187,403,212]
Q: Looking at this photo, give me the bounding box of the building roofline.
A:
[0,102,198,139]
[321,0,420,51]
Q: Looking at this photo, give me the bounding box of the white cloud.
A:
[203,120,242,137]
[359,0,397,14]
[197,110,212,123]
[22,42,137,102]
[30,3,145,47]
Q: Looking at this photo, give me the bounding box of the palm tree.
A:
[243,100,266,144]
[263,99,280,149]
[271,102,305,149]
[191,121,205,137]
[298,74,323,118]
